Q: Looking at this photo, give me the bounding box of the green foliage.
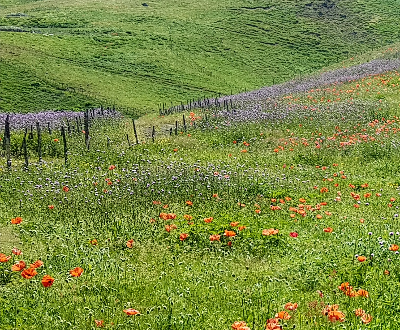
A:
[1,0,400,112]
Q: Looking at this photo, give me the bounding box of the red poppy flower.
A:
[94,320,105,328]
[123,308,140,315]
[179,233,189,241]
[11,217,23,224]
[0,253,11,262]
[48,205,54,210]
[209,234,220,242]
[21,267,38,279]
[12,248,22,255]
[11,260,26,271]
[41,275,55,288]
[289,232,298,238]
[31,260,44,269]
[70,267,84,277]
[224,230,236,237]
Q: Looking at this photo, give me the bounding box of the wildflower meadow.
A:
[1,55,400,329]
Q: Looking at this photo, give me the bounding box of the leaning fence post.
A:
[84,110,90,150]
[4,115,11,169]
[126,134,131,146]
[36,122,42,163]
[61,126,68,166]
[22,128,28,169]
[132,119,139,144]
[47,122,52,135]
[183,114,187,132]
[175,121,178,135]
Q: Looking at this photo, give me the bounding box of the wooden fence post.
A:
[4,115,11,169]
[61,126,68,166]
[84,110,90,150]
[132,119,139,144]
[152,126,155,143]
[36,122,42,163]
[22,128,28,169]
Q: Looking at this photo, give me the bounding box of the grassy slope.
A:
[1,0,400,113]
[1,70,400,329]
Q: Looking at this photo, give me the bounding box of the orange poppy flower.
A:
[361,313,372,324]
[320,187,329,193]
[275,311,291,320]
[389,244,399,251]
[94,320,105,328]
[186,201,193,206]
[230,222,239,227]
[159,213,176,220]
[108,165,116,170]
[231,321,250,330]
[41,275,55,288]
[355,308,365,317]
[328,310,345,322]
[31,260,44,269]
[357,289,369,298]
[12,248,22,255]
[204,217,213,223]
[11,217,23,224]
[123,308,140,315]
[266,318,281,330]
[11,260,26,271]
[70,267,84,277]
[179,233,189,241]
[21,267,38,279]
[270,205,281,211]
[212,193,219,198]
[62,186,69,192]
[173,148,178,152]
[0,253,11,263]
[184,214,193,221]
[384,269,390,275]
[357,256,366,262]
[165,224,177,232]
[262,228,279,236]
[299,198,306,203]
[316,214,323,219]
[126,239,134,248]
[48,205,54,210]
[238,226,246,231]
[255,209,261,214]
[209,234,221,242]
[323,227,333,233]
[224,230,236,237]
[322,304,340,315]
[284,302,298,311]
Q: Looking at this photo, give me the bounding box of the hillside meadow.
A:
[1,61,400,329]
[1,0,400,112]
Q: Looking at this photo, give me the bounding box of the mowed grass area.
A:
[1,69,400,329]
[1,0,400,112]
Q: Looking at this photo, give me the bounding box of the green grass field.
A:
[1,0,400,113]
[1,66,400,329]
[2,0,400,329]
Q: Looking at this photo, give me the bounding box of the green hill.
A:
[1,0,400,113]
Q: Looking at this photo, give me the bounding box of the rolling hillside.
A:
[1,0,400,113]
